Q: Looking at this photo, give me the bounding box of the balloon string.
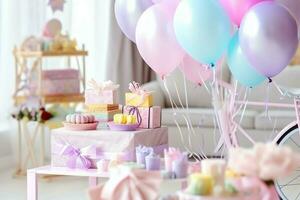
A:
[265,82,271,121]
[172,78,207,159]
[163,78,202,161]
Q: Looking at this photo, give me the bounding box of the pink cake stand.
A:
[108,122,139,131]
[63,121,99,131]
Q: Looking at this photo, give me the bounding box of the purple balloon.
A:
[115,0,153,42]
[277,0,300,39]
[240,2,298,77]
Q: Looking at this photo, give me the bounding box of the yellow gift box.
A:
[125,93,153,107]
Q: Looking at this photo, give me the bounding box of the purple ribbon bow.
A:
[127,106,142,126]
[60,144,93,169]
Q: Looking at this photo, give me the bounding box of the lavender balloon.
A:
[239,2,298,77]
[277,0,300,39]
[115,0,153,42]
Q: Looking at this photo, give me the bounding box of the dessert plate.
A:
[63,121,98,131]
[108,122,139,131]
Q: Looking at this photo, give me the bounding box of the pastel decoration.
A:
[114,0,153,42]
[122,106,161,129]
[219,0,271,26]
[89,167,161,200]
[126,115,137,125]
[97,159,110,172]
[174,0,232,65]
[179,54,213,85]
[164,148,181,172]
[186,173,214,196]
[145,152,161,171]
[66,114,95,124]
[239,1,298,77]
[172,153,188,179]
[126,81,153,107]
[85,80,119,105]
[201,159,226,187]
[43,19,62,38]
[136,145,153,166]
[136,0,185,77]
[48,0,65,13]
[227,33,266,88]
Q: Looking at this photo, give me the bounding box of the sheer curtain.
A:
[0,0,110,122]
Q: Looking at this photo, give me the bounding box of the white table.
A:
[27,165,187,200]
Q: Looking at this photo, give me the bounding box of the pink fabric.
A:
[89,169,161,200]
[123,106,161,129]
[51,127,168,168]
[42,69,79,80]
[85,89,117,104]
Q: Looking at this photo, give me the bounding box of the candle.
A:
[136,145,153,167]
[201,159,226,187]
[145,152,161,171]
[172,153,188,179]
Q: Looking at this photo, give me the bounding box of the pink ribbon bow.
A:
[89,168,161,200]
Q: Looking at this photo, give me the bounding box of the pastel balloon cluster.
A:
[66,114,95,124]
[115,0,299,88]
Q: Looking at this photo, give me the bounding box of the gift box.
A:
[85,80,119,105]
[35,69,80,95]
[122,105,161,129]
[51,127,168,169]
[86,104,120,113]
[85,90,117,105]
[125,93,153,107]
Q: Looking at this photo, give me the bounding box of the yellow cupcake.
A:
[126,115,137,124]
[114,114,127,124]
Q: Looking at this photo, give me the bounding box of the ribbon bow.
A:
[60,143,100,169]
[88,79,119,92]
[127,106,142,126]
[89,167,161,200]
[128,81,152,96]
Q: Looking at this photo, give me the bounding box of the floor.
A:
[0,168,181,200]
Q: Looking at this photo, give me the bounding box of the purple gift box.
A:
[51,127,168,169]
[122,105,161,129]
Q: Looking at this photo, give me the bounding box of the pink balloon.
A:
[220,0,272,26]
[136,0,185,77]
[179,54,212,85]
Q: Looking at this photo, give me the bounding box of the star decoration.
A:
[48,0,66,13]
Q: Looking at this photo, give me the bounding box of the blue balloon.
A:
[228,33,266,88]
[174,0,232,66]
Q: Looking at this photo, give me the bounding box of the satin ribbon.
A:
[88,79,119,92]
[89,168,161,200]
[126,105,142,126]
[59,143,98,169]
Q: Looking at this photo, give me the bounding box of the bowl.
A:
[107,122,139,131]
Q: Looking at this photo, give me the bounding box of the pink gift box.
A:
[85,89,117,105]
[31,69,80,95]
[51,127,168,169]
[122,106,161,129]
